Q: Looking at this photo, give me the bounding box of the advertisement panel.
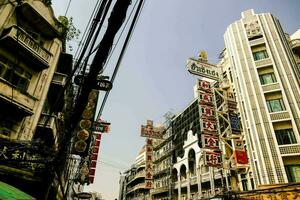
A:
[198,91,214,105]
[229,112,241,134]
[72,90,99,157]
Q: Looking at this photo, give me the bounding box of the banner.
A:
[234,150,248,165]
[229,112,241,134]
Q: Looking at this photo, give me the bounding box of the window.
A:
[253,50,268,61]
[0,58,32,92]
[275,129,297,145]
[266,99,285,112]
[259,73,276,85]
[285,165,300,182]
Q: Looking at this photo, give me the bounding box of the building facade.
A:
[151,124,173,200]
[122,146,151,200]
[0,0,73,199]
[222,9,300,186]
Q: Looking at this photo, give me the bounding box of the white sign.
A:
[187,58,220,80]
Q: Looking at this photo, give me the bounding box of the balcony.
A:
[37,113,58,138]
[262,83,281,93]
[255,58,272,68]
[51,72,67,86]
[290,39,300,55]
[0,78,36,115]
[270,111,290,121]
[127,170,145,183]
[151,186,168,195]
[190,175,197,185]
[279,144,300,155]
[249,37,265,47]
[0,26,52,70]
[126,183,146,194]
[17,1,60,38]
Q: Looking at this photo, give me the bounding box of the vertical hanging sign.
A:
[140,120,163,189]
[198,79,222,167]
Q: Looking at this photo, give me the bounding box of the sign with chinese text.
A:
[204,151,222,167]
[202,134,219,149]
[198,79,212,93]
[0,139,54,174]
[201,118,217,134]
[199,91,214,105]
[140,120,163,139]
[145,138,153,188]
[200,105,215,119]
[187,58,220,80]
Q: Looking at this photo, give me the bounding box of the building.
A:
[123,146,151,200]
[0,0,73,199]
[151,123,173,200]
[222,9,300,186]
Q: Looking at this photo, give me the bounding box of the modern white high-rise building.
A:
[222,9,300,186]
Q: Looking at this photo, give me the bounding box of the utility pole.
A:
[52,1,133,199]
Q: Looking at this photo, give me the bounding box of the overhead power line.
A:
[96,0,145,119]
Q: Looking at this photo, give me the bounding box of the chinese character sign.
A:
[204,151,221,167]
[145,138,153,188]
[140,120,164,139]
[202,134,219,149]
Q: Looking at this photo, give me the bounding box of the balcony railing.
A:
[0,26,52,69]
[290,39,300,50]
[127,170,145,183]
[270,111,290,121]
[279,144,300,155]
[262,83,281,93]
[249,37,265,47]
[37,113,58,135]
[52,72,67,86]
[255,58,272,68]
[0,78,36,114]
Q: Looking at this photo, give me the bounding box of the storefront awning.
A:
[0,181,35,200]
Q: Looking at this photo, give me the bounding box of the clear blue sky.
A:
[52,0,300,199]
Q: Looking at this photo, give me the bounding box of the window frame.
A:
[266,98,285,112]
[259,72,277,85]
[253,50,268,61]
[275,129,297,145]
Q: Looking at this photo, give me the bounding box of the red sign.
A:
[204,151,222,167]
[234,150,248,165]
[90,160,97,168]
